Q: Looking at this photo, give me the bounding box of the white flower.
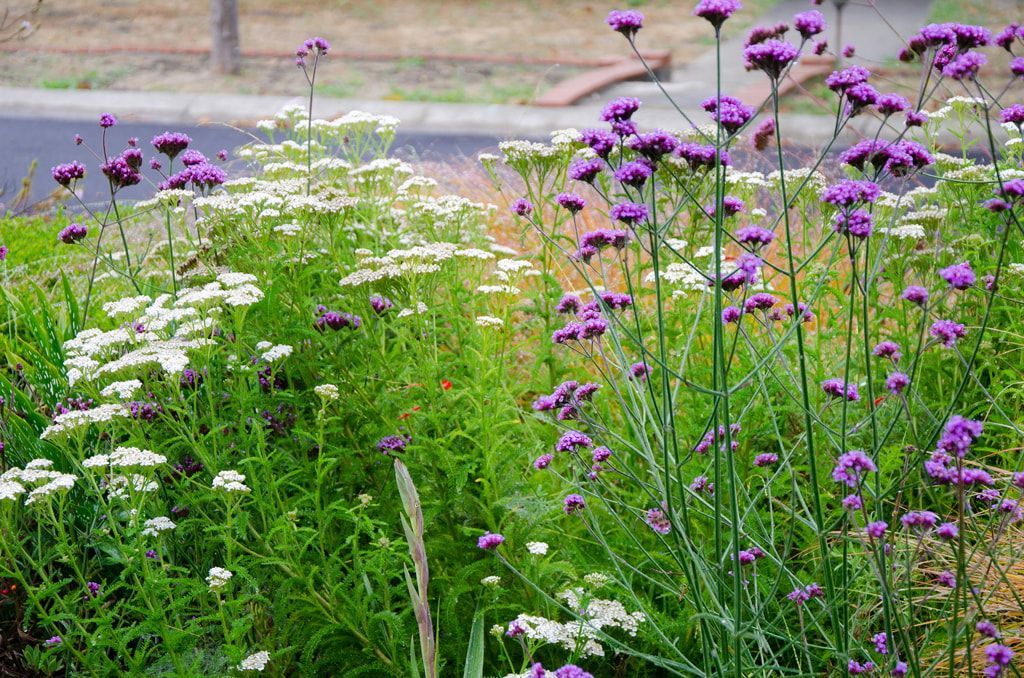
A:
[314,384,339,401]
[141,516,177,536]
[41,404,129,439]
[481,575,502,586]
[24,473,76,505]
[100,379,143,400]
[106,474,158,500]
[207,567,233,590]
[212,470,250,493]
[238,650,271,672]
[584,572,609,587]
[0,480,25,502]
[475,316,504,328]
[526,541,549,555]
[260,344,293,363]
[102,295,152,318]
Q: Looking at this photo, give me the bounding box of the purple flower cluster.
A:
[58,222,88,244]
[930,319,966,347]
[563,493,586,513]
[609,201,649,225]
[984,644,1014,677]
[694,423,742,454]
[477,531,504,550]
[606,9,643,37]
[832,449,877,487]
[376,434,410,454]
[315,307,362,331]
[510,198,533,216]
[645,506,671,534]
[839,139,933,177]
[937,415,983,457]
[793,10,825,40]
[675,142,730,170]
[833,209,873,239]
[753,453,778,467]
[693,0,742,30]
[1002,104,1024,127]
[885,372,910,394]
[533,379,600,420]
[580,129,617,158]
[568,157,606,183]
[736,225,775,247]
[556,192,586,213]
[901,285,929,306]
[822,378,860,402]
[939,261,976,289]
[822,180,881,208]
[51,161,87,187]
[370,295,393,314]
[159,163,227,191]
[942,51,987,80]
[555,430,593,453]
[614,160,653,188]
[743,39,799,79]
[151,131,191,159]
[786,582,824,605]
[627,130,679,161]
[872,340,902,361]
[701,95,753,134]
[900,510,939,529]
[825,65,870,93]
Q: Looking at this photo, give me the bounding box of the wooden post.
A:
[210,0,241,75]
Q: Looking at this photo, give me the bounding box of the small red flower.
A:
[441,380,453,390]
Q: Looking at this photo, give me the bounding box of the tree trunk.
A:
[210,0,241,75]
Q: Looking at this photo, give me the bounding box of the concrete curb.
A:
[0,86,972,146]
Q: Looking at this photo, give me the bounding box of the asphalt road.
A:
[0,117,505,208]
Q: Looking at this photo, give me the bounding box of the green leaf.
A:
[462,605,484,678]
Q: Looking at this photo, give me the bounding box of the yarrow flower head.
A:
[238,651,271,672]
[206,567,233,590]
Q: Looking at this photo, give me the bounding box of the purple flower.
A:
[793,10,825,39]
[930,319,966,347]
[599,291,632,310]
[892,661,908,677]
[315,310,361,331]
[51,161,86,186]
[752,118,776,150]
[996,179,1024,202]
[833,210,873,238]
[580,128,618,158]
[986,643,1014,667]
[563,493,586,513]
[217,149,228,161]
[554,666,594,678]
[511,198,533,216]
[150,131,191,159]
[845,83,879,112]
[753,453,778,467]
[822,378,859,402]
[744,292,778,313]
[691,475,714,494]
[901,510,938,529]
[645,506,671,534]
[826,65,870,93]
[943,51,987,80]
[842,494,863,510]
[873,632,888,655]
[629,361,652,380]
[180,149,207,167]
[722,306,742,324]
[939,261,976,289]
[694,0,742,30]
[842,44,856,58]
[534,454,553,470]
[627,130,679,160]
[44,636,62,647]
[995,23,1022,51]
[937,415,983,457]
[675,142,730,170]
[873,341,902,361]
[568,158,606,183]
[557,192,586,213]
[865,521,887,539]
[0,245,6,261]
[743,39,799,79]
[736,225,775,247]
[1012,57,1024,78]
[885,372,910,394]
[905,110,928,127]
[600,96,641,122]
[936,570,957,588]
[701,95,753,134]
[977,620,1001,639]
[787,588,810,605]
[592,446,612,463]
[745,22,788,46]
[901,285,929,306]
[477,532,504,550]
[832,449,877,486]
[848,660,875,675]
[936,522,958,540]
[606,9,643,37]
[614,160,653,188]
[877,94,910,115]
[556,294,582,314]
[822,180,880,208]
[146,549,158,559]
[556,430,592,452]
[370,295,393,314]
[58,223,88,244]
[707,196,745,218]
[99,113,117,128]
[610,202,648,225]
[85,581,101,598]
[377,434,410,454]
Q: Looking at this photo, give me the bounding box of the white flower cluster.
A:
[1,460,77,506]
[141,516,177,536]
[475,316,504,328]
[314,384,340,401]
[526,541,549,555]
[106,474,158,500]
[207,566,233,590]
[41,404,130,440]
[83,446,167,470]
[237,650,271,672]
[212,470,250,493]
[99,379,143,400]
